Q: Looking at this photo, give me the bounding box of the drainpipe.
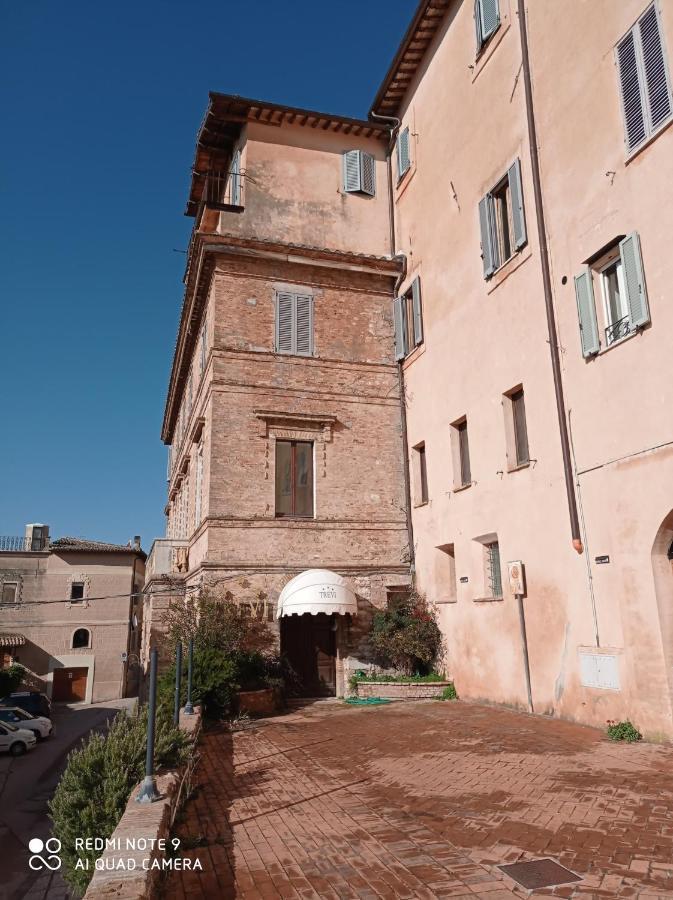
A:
[517,0,583,554]
[370,110,416,576]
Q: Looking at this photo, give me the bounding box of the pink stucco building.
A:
[149,0,673,736]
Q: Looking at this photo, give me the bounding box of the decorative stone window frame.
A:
[67,574,91,609]
[0,572,23,604]
[254,410,336,485]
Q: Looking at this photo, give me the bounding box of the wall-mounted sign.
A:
[459,576,469,583]
[507,560,526,596]
[595,555,610,565]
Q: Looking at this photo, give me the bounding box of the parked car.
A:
[0,706,53,740]
[0,691,51,718]
[0,721,37,756]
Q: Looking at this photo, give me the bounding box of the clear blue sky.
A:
[0,0,414,548]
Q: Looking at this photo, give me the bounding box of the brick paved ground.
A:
[163,700,673,899]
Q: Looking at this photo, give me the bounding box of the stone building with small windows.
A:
[0,525,145,703]
[148,0,673,735]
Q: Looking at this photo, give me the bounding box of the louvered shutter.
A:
[508,158,527,250]
[343,150,361,193]
[276,292,294,353]
[619,232,650,328]
[639,4,672,132]
[397,127,410,178]
[393,296,407,361]
[360,152,376,196]
[617,30,647,151]
[230,149,241,205]
[478,194,498,278]
[480,0,500,42]
[574,269,600,357]
[295,294,313,355]
[474,0,483,48]
[411,278,423,346]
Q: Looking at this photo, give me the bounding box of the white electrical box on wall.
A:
[579,651,620,691]
[507,560,525,595]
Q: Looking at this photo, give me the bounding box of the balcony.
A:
[145,538,190,582]
[0,535,48,552]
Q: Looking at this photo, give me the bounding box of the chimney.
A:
[132,535,141,552]
[25,523,49,551]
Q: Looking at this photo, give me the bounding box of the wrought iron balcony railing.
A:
[605,314,632,347]
[0,535,48,552]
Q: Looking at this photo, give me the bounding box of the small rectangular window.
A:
[413,442,429,506]
[393,277,423,360]
[342,150,376,196]
[616,3,672,154]
[451,419,471,488]
[1,583,18,604]
[474,0,500,50]
[70,582,85,602]
[511,389,530,466]
[486,541,503,598]
[479,159,526,279]
[275,440,314,518]
[275,292,314,357]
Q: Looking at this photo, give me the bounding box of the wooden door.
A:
[52,667,88,702]
[280,614,336,696]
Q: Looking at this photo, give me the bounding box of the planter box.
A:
[238,687,281,716]
[355,681,453,700]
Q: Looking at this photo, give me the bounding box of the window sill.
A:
[435,598,458,604]
[507,461,530,474]
[452,482,472,493]
[401,340,425,369]
[395,163,417,200]
[274,515,315,521]
[625,114,673,166]
[590,325,644,360]
[473,595,504,603]
[486,247,532,293]
[472,21,509,83]
[413,500,429,509]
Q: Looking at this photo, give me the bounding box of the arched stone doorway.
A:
[652,510,673,708]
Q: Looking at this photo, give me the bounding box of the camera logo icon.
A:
[28,837,62,871]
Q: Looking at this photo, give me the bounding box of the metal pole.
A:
[516,594,534,714]
[136,647,161,803]
[173,641,182,726]
[184,638,194,715]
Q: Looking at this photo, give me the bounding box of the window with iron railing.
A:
[487,541,503,598]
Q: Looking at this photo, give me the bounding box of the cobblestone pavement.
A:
[163,700,673,899]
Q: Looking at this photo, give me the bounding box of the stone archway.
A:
[652,510,673,707]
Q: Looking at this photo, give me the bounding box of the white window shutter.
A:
[343,150,361,193]
[619,232,650,328]
[230,149,241,205]
[639,4,672,132]
[574,269,600,357]
[508,158,527,250]
[360,152,376,196]
[478,194,498,278]
[393,296,407,361]
[474,0,483,48]
[295,294,313,356]
[617,30,648,151]
[411,278,423,346]
[397,127,410,178]
[276,292,294,353]
[480,0,500,42]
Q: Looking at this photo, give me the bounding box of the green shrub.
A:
[158,647,240,716]
[370,593,443,674]
[438,683,458,701]
[350,672,445,685]
[606,719,642,742]
[50,706,190,895]
[0,663,25,697]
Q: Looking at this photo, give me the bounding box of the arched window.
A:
[72,628,90,649]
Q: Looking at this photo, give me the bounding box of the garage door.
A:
[52,667,88,702]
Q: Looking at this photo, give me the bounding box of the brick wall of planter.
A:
[356,681,453,700]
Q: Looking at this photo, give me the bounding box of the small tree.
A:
[370,592,443,674]
[0,663,25,697]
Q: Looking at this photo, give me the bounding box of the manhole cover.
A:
[498,858,582,890]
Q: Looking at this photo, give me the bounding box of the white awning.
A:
[277,569,357,618]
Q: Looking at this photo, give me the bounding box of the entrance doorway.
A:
[52,667,88,702]
[280,613,336,696]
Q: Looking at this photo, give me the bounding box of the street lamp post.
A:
[136,647,161,803]
[184,638,194,716]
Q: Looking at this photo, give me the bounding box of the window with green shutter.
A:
[393,277,424,360]
[478,158,527,279]
[474,0,500,50]
[616,3,672,154]
[396,127,411,180]
[342,150,376,196]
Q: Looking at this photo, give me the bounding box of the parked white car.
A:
[0,721,37,756]
[0,706,53,740]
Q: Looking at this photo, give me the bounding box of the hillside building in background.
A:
[147,0,673,736]
[0,524,145,703]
